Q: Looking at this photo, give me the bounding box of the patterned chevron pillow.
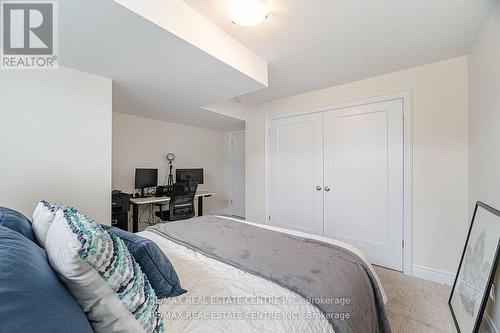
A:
[45,207,165,333]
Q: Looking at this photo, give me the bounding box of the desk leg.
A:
[198,197,203,216]
[132,203,139,233]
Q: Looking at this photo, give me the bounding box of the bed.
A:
[139,215,391,333]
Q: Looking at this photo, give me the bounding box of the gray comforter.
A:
[147,216,391,333]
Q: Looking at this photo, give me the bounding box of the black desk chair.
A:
[154,182,197,222]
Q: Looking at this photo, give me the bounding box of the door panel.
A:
[324,100,403,271]
[230,132,245,217]
[270,113,324,235]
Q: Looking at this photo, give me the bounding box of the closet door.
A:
[323,100,404,271]
[269,113,324,235]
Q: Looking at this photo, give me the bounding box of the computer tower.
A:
[111,191,130,231]
[111,211,128,231]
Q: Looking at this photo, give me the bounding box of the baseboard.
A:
[484,313,499,333]
[412,265,455,286]
[412,266,499,331]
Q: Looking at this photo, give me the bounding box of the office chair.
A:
[154,182,198,222]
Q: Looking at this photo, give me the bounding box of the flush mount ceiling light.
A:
[228,0,269,27]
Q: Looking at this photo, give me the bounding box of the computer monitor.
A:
[135,168,158,190]
[176,168,204,185]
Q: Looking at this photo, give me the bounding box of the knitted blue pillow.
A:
[103,225,186,298]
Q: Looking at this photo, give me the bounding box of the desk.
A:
[129,190,215,232]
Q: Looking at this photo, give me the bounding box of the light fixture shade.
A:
[228,0,269,27]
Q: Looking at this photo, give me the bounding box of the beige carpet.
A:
[375,266,457,333]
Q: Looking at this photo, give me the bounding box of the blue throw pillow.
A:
[0,225,93,333]
[0,206,39,245]
[103,225,186,298]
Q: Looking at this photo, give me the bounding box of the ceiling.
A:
[59,0,267,131]
[184,0,497,105]
[58,0,497,131]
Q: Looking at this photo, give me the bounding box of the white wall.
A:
[0,67,112,223]
[246,56,469,276]
[112,112,229,229]
[114,0,268,87]
[468,2,500,329]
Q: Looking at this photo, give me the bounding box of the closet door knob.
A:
[316,186,322,191]
[324,186,331,192]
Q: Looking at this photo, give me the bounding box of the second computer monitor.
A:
[176,168,204,185]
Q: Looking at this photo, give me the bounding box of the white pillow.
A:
[32,200,62,247]
[45,207,165,333]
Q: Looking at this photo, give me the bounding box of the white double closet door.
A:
[269,100,404,270]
